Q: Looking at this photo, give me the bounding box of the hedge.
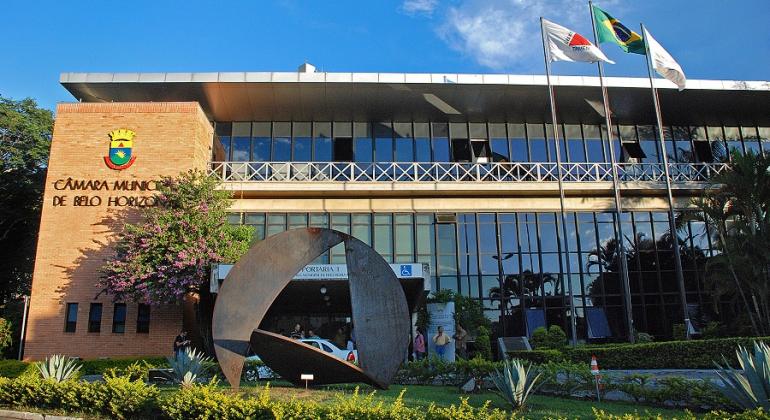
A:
[509,336,770,369]
[79,356,168,375]
[0,360,34,378]
[0,376,514,420]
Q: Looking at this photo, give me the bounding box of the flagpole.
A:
[640,23,692,339]
[540,17,578,347]
[589,1,635,343]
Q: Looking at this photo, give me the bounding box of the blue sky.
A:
[2,0,769,111]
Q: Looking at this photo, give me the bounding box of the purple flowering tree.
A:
[100,170,252,351]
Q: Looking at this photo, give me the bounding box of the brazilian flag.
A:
[592,5,646,55]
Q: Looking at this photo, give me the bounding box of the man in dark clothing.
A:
[173,330,191,359]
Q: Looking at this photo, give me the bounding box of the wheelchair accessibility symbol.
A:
[399,265,412,277]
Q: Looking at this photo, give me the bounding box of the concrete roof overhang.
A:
[60,72,770,126]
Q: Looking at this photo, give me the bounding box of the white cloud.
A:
[401,0,439,16]
[409,0,623,71]
[402,0,438,15]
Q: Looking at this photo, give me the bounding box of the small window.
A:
[321,343,333,353]
[333,138,354,161]
[65,303,78,333]
[88,303,102,333]
[136,304,151,334]
[112,303,127,334]
[451,138,471,162]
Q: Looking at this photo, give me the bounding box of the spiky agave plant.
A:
[36,354,82,382]
[166,348,212,387]
[490,358,542,409]
[714,341,770,410]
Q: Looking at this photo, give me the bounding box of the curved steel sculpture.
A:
[212,227,410,389]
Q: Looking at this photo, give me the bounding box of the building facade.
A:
[23,70,770,359]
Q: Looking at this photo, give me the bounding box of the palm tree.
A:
[691,150,770,336]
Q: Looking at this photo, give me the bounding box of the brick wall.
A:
[24,102,213,360]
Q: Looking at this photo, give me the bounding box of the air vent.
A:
[436,213,457,223]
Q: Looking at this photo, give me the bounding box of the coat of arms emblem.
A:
[104,129,136,170]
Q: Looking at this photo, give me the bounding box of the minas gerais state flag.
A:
[592,5,646,55]
[542,19,614,64]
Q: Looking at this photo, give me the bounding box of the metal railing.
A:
[209,161,729,184]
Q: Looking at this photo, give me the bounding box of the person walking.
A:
[432,326,451,361]
[453,323,468,359]
[413,328,426,360]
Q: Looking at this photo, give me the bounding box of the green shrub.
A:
[0,319,12,355]
[455,356,502,379]
[611,373,655,403]
[530,325,567,350]
[474,325,492,361]
[99,374,159,419]
[593,407,770,420]
[103,360,154,382]
[537,360,593,396]
[506,349,564,364]
[0,360,31,378]
[635,332,654,343]
[672,323,687,341]
[530,327,548,349]
[565,336,770,369]
[80,356,167,376]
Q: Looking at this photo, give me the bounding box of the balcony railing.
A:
[209,161,730,184]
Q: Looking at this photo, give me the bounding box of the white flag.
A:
[643,27,686,90]
[542,19,614,64]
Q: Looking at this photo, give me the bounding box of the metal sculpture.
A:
[212,228,410,389]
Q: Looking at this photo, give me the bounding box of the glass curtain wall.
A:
[229,210,718,341]
[214,122,769,163]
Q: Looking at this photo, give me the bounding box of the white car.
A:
[244,338,358,368]
[299,338,358,364]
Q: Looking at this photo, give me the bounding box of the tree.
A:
[0,97,53,304]
[693,150,770,336]
[99,170,253,351]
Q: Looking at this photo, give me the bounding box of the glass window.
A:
[707,126,728,162]
[136,304,150,333]
[112,303,126,333]
[432,123,450,162]
[672,126,694,163]
[742,126,761,155]
[538,213,559,252]
[292,122,312,162]
[760,127,770,154]
[88,303,102,333]
[65,303,78,333]
[232,138,251,161]
[374,214,393,262]
[267,214,286,237]
[565,125,585,162]
[272,122,291,161]
[374,123,393,162]
[313,122,332,162]
[394,214,414,261]
[353,122,373,163]
[583,125,605,163]
[527,124,547,162]
[508,124,528,162]
[288,213,308,230]
[724,127,743,155]
[351,214,371,245]
[394,123,414,162]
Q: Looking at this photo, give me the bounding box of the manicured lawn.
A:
[231,382,690,419]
